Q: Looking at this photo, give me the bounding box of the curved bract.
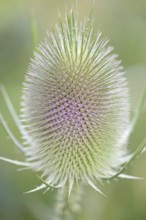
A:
[21,10,130,192]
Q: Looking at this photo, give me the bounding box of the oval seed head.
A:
[21,10,130,192]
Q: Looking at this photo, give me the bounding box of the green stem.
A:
[54,184,83,220]
[54,187,69,220]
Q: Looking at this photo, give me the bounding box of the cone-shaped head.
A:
[21,10,130,191]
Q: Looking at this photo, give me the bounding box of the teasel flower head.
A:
[20,10,130,193]
[1,10,132,195]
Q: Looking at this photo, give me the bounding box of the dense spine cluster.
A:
[21,11,130,191]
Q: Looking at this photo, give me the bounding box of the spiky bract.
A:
[21,11,130,192]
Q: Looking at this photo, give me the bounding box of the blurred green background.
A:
[0,0,146,220]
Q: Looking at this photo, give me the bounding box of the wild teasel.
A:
[0,9,146,200]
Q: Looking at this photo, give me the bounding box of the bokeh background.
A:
[0,0,146,220]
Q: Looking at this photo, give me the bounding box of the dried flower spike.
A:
[21,10,130,192]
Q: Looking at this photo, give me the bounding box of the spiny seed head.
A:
[21,10,130,192]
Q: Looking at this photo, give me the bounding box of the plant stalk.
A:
[54,183,83,220]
